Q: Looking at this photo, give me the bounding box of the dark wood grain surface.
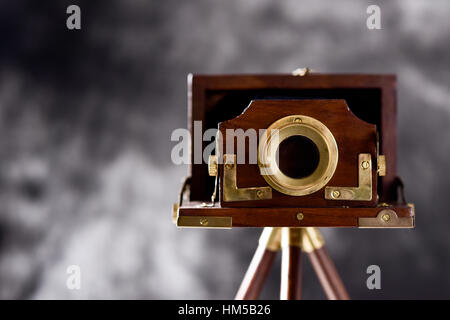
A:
[178,203,413,227]
[235,246,277,300]
[280,245,302,300]
[307,247,350,300]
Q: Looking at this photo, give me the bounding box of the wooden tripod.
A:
[235,227,350,300]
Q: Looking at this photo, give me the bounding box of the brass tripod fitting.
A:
[258,227,282,252]
[260,227,325,252]
[301,227,325,253]
[281,228,303,248]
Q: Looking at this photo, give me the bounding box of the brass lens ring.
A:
[258,115,338,196]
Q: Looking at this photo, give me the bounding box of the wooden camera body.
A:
[175,74,415,228]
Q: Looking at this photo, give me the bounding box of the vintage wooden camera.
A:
[174,73,415,228]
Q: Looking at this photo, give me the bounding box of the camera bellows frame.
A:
[174,73,414,228]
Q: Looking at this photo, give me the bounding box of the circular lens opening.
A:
[276,135,320,179]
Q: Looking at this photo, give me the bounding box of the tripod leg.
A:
[302,227,350,300]
[280,228,302,300]
[235,227,281,300]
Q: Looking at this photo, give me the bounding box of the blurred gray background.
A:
[0,0,449,299]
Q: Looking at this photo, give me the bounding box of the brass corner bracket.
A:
[325,153,372,201]
[358,209,414,228]
[223,154,272,202]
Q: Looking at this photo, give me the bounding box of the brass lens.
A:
[276,135,320,179]
[258,115,338,196]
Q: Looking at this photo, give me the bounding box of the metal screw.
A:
[361,160,370,169]
[256,190,264,198]
[332,190,341,198]
[294,117,302,123]
[199,218,209,226]
[382,214,390,222]
[296,213,304,221]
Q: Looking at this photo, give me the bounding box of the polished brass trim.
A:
[325,153,372,201]
[358,209,414,228]
[177,216,232,229]
[258,115,338,196]
[292,67,313,76]
[172,203,179,224]
[301,227,325,253]
[376,132,386,177]
[259,227,282,251]
[208,155,218,177]
[408,203,415,216]
[223,154,272,202]
[281,228,303,248]
[378,155,386,177]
